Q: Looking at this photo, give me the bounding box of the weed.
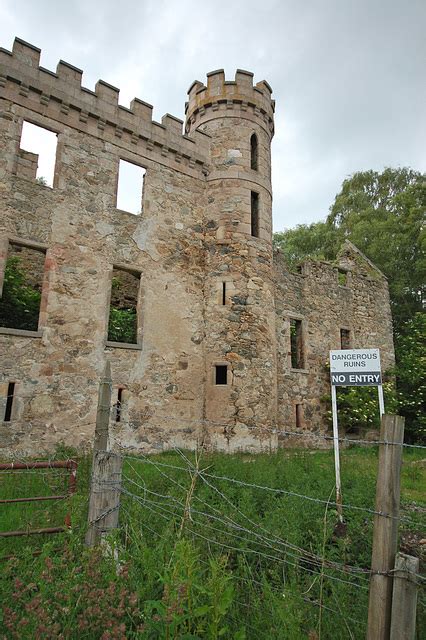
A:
[0,447,424,639]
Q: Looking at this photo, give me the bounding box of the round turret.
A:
[189,70,278,451]
[186,69,275,244]
[185,69,275,138]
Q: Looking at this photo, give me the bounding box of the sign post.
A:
[331,384,343,522]
[329,348,384,522]
[378,385,385,418]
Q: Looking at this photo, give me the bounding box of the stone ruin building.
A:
[0,38,395,455]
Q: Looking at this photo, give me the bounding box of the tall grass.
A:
[0,447,424,639]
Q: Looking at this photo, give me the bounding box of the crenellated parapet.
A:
[185,69,275,137]
[0,38,210,174]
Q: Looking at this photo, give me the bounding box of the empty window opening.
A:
[222,282,227,306]
[0,243,45,331]
[250,133,258,170]
[295,404,302,428]
[290,319,304,369]
[115,387,124,423]
[215,365,228,385]
[340,328,351,350]
[108,268,140,344]
[251,191,259,238]
[338,269,348,286]
[4,382,15,422]
[20,121,58,187]
[117,160,146,214]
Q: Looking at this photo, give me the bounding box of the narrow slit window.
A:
[0,243,45,331]
[290,319,304,369]
[117,160,146,214]
[295,404,302,428]
[251,191,259,238]
[340,328,351,350]
[108,268,140,344]
[4,382,15,422]
[115,388,124,423]
[20,121,58,187]
[250,133,258,170]
[222,282,226,306]
[215,365,228,385]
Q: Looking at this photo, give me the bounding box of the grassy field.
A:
[0,446,424,639]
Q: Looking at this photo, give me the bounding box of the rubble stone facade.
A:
[0,38,395,455]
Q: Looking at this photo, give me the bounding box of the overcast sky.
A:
[1,0,425,231]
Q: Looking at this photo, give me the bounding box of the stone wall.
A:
[0,39,208,454]
[274,243,395,444]
[186,70,277,452]
[0,38,395,456]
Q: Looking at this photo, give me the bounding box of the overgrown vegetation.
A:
[0,257,139,343]
[274,167,425,442]
[1,447,424,639]
[107,307,137,344]
[393,313,426,443]
[0,257,41,331]
[107,275,138,344]
[325,381,398,434]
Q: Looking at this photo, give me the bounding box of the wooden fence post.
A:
[94,360,112,451]
[390,552,420,640]
[86,360,122,547]
[85,450,122,547]
[366,414,405,640]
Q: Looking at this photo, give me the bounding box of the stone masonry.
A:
[0,38,395,456]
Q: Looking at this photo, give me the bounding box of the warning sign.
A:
[329,348,382,386]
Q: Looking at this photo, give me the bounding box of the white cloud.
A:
[1,0,425,232]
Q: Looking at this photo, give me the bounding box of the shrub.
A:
[0,257,41,331]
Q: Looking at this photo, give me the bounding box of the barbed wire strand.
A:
[122,457,373,577]
[119,504,368,633]
[122,488,369,591]
[2,394,425,449]
[121,480,370,583]
[119,447,423,527]
[121,467,425,582]
[199,469,421,525]
[119,468,369,588]
[107,411,426,449]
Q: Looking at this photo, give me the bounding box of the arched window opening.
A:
[250,133,258,170]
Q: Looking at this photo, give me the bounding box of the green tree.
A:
[107,307,137,344]
[393,313,426,443]
[330,382,398,434]
[273,221,338,269]
[275,168,425,329]
[327,167,425,330]
[0,257,41,331]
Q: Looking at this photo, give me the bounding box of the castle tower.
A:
[185,70,278,451]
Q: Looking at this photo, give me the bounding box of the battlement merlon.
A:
[0,37,211,169]
[185,69,275,137]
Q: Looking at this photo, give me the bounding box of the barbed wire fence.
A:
[2,362,424,636]
[81,365,424,639]
[87,435,424,637]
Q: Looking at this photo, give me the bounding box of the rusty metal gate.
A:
[0,460,77,538]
